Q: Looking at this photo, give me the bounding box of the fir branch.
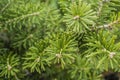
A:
[97,0,103,16]
[77,18,120,34]
[0,1,10,13]
[97,18,120,29]
[97,0,111,16]
[14,73,20,80]
[1,0,120,79]
[5,12,40,24]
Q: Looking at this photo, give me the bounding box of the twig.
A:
[5,12,40,24]
[0,1,11,13]
[79,18,120,34]
[97,18,120,29]
[14,73,20,80]
[97,0,111,16]
[97,1,103,16]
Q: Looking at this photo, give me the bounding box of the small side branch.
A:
[97,18,120,29]
[5,12,40,24]
[0,1,11,13]
[97,1,103,16]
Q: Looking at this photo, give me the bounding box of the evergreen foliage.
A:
[0,0,120,80]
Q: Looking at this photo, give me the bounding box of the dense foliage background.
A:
[0,0,120,80]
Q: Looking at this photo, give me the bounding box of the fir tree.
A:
[0,0,120,80]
